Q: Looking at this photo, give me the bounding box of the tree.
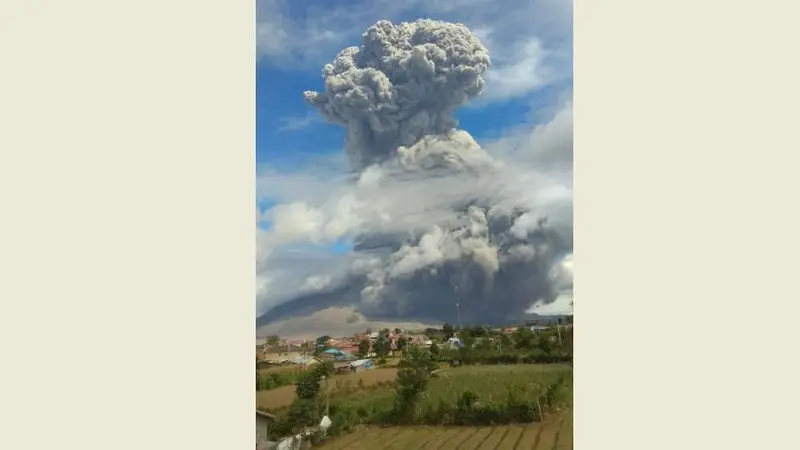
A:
[265,335,280,346]
[358,338,371,358]
[287,398,319,432]
[394,345,437,422]
[513,327,536,349]
[294,361,333,400]
[475,337,493,352]
[315,335,331,347]
[394,327,402,335]
[295,370,323,400]
[442,323,455,340]
[397,336,408,352]
[499,334,512,350]
[374,335,390,358]
[429,342,439,355]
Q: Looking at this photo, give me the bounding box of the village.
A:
[255,317,573,449]
[256,320,570,374]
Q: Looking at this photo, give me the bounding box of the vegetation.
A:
[314,410,573,450]
[263,320,574,443]
[269,364,571,438]
[357,338,370,358]
[393,345,438,423]
[257,370,301,391]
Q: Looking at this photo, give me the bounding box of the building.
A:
[292,355,321,367]
[446,337,464,349]
[408,334,433,347]
[349,359,374,372]
[262,345,304,363]
[319,348,354,360]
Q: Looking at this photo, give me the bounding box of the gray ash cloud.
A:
[258,19,572,327]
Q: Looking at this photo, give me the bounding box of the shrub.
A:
[287,398,319,430]
[393,346,437,423]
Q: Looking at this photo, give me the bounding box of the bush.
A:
[393,346,437,423]
[287,398,319,431]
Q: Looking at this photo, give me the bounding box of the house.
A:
[292,355,321,367]
[262,345,304,363]
[349,359,374,372]
[333,360,352,373]
[256,360,278,370]
[446,337,464,349]
[256,410,277,450]
[408,334,432,347]
[319,348,354,360]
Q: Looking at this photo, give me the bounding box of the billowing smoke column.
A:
[259,19,572,327]
[304,19,491,170]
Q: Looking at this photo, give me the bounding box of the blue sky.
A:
[256,0,573,170]
[255,0,574,318]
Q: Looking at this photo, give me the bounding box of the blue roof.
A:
[322,348,342,354]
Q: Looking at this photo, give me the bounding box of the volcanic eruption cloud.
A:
[258,19,573,328]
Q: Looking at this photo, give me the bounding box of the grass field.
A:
[315,409,573,450]
[321,364,570,422]
[257,368,399,410]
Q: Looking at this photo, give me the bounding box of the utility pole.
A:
[555,318,562,346]
[454,284,462,333]
[324,375,330,416]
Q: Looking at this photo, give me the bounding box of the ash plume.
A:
[258,19,573,328]
[304,19,492,170]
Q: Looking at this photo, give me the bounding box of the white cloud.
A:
[483,39,548,101]
[277,112,320,132]
[256,101,573,315]
[302,275,332,291]
[527,291,573,315]
[263,202,325,244]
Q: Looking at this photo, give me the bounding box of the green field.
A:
[325,364,571,425]
[315,409,573,450]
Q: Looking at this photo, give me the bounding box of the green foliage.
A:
[429,342,439,355]
[456,389,479,423]
[295,371,323,400]
[374,335,390,358]
[310,365,571,432]
[357,338,370,357]
[393,345,438,423]
[442,323,455,340]
[294,362,334,400]
[499,334,512,350]
[287,398,319,431]
[513,327,536,349]
[258,370,301,391]
[315,360,335,377]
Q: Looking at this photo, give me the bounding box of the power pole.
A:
[454,284,462,332]
[324,376,330,416]
[555,319,562,346]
